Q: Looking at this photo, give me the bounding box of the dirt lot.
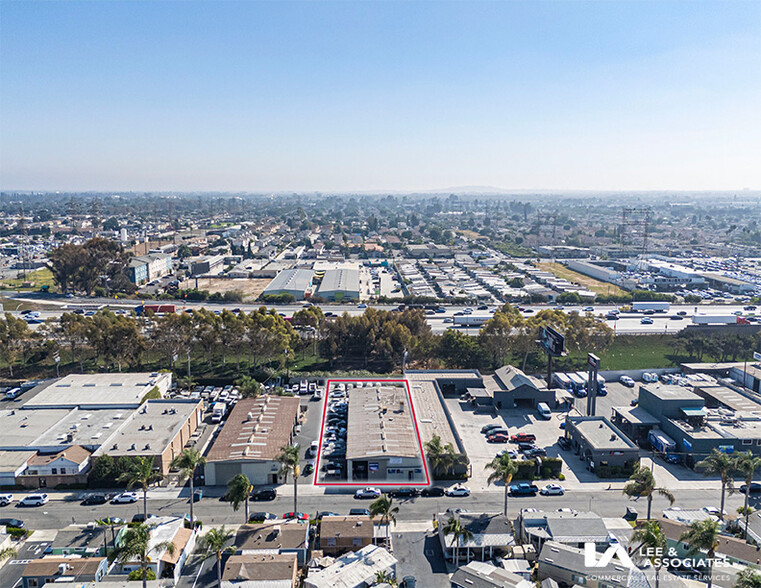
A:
[538,262,626,297]
[195,277,273,301]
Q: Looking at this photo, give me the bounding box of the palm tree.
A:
[443,516,474,568]
[114,523,175,588]
[370,494,399,547]
[0,546,16,562]
[485,453,519,517]
[277,445,300,514]
[697,449,735,521]
[623,464,675,520]
[171,448,207,527]
[631,520,667,588]
[374,570,397,585]
[735,568,761,588]
[118,456,163,519]
[227,473,252,523]
[735,451,761,538]
[680,519,720,588]
[199,526,234,588]
[425,435,457,479]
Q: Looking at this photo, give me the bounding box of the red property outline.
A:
[313,379,431,487]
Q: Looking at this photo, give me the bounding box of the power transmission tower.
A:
[620,207,651,255]
[18,203,30,280]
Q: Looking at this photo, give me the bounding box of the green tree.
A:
[631,520,667,588]
[697,449,735,521]
[88,311,145,371]
[227,473,252,523]
[0,313,32,377]
[424,435,457,479]
[680,519,720,588]
[0,546,17,562]
[485,453,519,517]
[439,329,481,369]
[117,456,163,519]
[199,526,234,588]
[735,451,761,538]
[443,516,473,568]
[623,464,675,520]
[370,494,399,547]
[277,445,300,514]
[170,448,206,526]
[235,375,262,399]
[114,523,175,588]
[735,568,761,588]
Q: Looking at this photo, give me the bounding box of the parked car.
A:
[510,433,536,443]
[354,487,382,499]
[481,423,504,434]
[540,484,565,496]
[487,433,509,443]
[420,487,445,497]
[0,494,13,506]
[0,517,24,528]
[557,436,571,450]
[349,508,371,516]
[509,483,538,496]
[445,485,471,497]
[19,494,49,507]
[316,511,341,519]
[282,512,309,521]
[193,489,204,502]
[249,512,278,522]
[740,482,761,494]
[111,492,139,504]
[619,375,636,387]
[81,493,109,505]
[131,513,156,523]
[389,488,419,499]
[524,447,547,458]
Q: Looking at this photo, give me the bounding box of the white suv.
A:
[19,493,48,506]
[0,494,13,506]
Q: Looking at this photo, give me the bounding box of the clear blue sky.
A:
[1,1,759,192]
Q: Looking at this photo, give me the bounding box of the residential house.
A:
[451,561,534,588]
[304,544,397,588]
[437,513,515,563]
[17,445,91,489]
[235,521,310,566]
[318,516,374,556]
[221,553,298,587]
[21,557,108,587]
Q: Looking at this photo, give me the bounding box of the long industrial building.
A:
[262,268,314,300]
[316,268,361,301]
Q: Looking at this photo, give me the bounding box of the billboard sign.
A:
[541,326,565,357]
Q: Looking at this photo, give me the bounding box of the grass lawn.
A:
[0,268,57,292]
[590,335,685,370]
[538,262,626,297]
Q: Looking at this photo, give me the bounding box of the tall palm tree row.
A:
[623,464,675,520]
[370,494,399,547]
[442,516,473,568]
[114,524,175,588]
[199,526,234,588]
[170,448,206,527]
[118,456,163,519]
[631,520,667,588]
[227,473,252,523]
[277,445,300,514]
[735,451,761,539]
[697,449,736,521]
[485,453,518,518]
[680,519,720,588]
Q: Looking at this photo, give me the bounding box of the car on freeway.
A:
[540,484,565,496]
[740,482,761,494]
[677,310,688,316]
[670,315,683,320]
[640,317,654,325]
[252,489,277,501]
[354,487,382,499]
[487,433,509,443]
[111,492,138,504]
[420,487,445,497]
[509,483,538,496]
[0,518,24,528]
[81,493,110,505]
[582,306,594,312]
[445,485,471,497]
[389,488,419,499]
[249,512,278,522]
[606,313,619,320]
[0,494,13,506]
[510,433,536,443]
[282,512,309,521]
[19,494,49,507]
[619,375,636,387]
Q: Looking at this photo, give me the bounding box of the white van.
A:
[537,402,552,420]
[5,388,21,400]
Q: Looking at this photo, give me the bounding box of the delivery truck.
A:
[135,304,177,315]
[692,314,745,325]
[648,429,679,463]
[453,314,492,327]
[211,402,227,423]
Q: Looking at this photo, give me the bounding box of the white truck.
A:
[453,314,492,327]
[211,402,227,423]
[632,302,670,313]
[692,314,742,325]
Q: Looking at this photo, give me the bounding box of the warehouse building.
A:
[22,372,173,410]
[345,385,426,483]
[563,416,640,475]
[316,268,361,301]
[262,268,314,300]
[205,396,300,486]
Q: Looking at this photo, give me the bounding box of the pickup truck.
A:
[509,483,539,496]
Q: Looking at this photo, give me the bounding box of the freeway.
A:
[4,291,757,335]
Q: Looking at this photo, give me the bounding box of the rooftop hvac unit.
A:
[272,525,281,536]
[247,412,253,421]
[399,402,404,412]
[58,563,70,574]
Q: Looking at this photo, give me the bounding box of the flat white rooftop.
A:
[23,373,171,409]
